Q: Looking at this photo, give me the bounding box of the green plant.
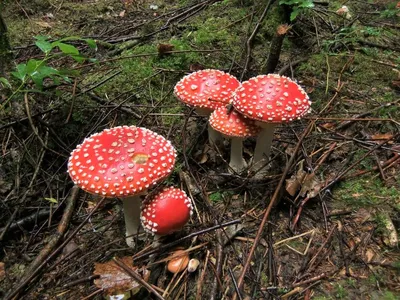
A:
[380,2,399,18]
[334,283,348,299]
[279,0,314,21]
[1,35,96,108]
[209,192,223,202]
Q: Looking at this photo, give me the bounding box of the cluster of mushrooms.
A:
[67,126,193,247]
[67,69,311,249]
[174,69,311,173]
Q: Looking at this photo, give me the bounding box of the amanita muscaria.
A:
[67,125,176,247]
[209,106,261,173]
[140,187,193,236]
[174,69,240,144]
[233,74,311,172]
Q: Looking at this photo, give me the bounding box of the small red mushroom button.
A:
[141,187,193,235]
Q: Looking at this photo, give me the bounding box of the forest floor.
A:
[0,0,399,299]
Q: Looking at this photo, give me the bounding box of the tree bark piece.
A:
[0,11,11,75]
[263,24,291,74]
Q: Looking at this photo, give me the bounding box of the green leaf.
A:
[32,65,61,89]
[290,9,300,21]
[35,39,53,54]
[70,54,86,63]
[0,77,11,88]
[37,65,60,77]
[299,0,314,8]
[30,73,45,89]
[84,38,97,49]
[45,197,58,204]
[35,35,51,41]
[11,63,27,81]
[26,59,43,76]
[53,42,80,55]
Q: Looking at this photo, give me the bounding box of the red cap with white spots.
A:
[140,187,193,235]
[67,126,176,197]
[209,106,261,138]
[174,69,240,110]
[233,74,311,123]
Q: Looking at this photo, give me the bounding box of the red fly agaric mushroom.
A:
[68,126,176,247]
[140,187,193,236]
[209,106,261,173]
[233,74,311,172]
[174,69,240,144]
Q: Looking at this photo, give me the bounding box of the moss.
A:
[209,191,223,203]
[335,178,399,210]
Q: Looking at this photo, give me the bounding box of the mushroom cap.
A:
[232,74,311,123]
[141,187,193,235]
[209,106,262,138]
[167,250,190,274]
[174,69,240,110]
[67,126,176,197]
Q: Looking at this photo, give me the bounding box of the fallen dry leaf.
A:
[285,160,323,198]
[370,133,394,141]
[365,249,375,263]
[35,21,52,28]
[94,257,150,295]
[320,122,336,129]
[157,43,174,56]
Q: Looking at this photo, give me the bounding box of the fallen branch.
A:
[5,188,107,300]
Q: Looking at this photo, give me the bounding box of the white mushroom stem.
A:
[229,137,246,172]
[195,107,223,145]
[253,123,276,166]
[208,126,223,145]
[122,195,142,247]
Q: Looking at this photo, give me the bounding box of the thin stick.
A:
[196,250,210,300]
[229,268,243,300]
[24,185,79,276]
[113,258,165,300]
[273,230,315,247]
[133,219,241,261]
[233,122,314,298]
